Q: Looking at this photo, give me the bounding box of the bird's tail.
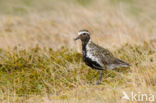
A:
[114,58,130,68]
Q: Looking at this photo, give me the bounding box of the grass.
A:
[0,42,156,102]
[0,0,156,102]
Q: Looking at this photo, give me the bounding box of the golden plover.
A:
[75,30,130,84]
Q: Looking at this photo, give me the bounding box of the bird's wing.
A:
[89,42,115,65]
[96,45,130,66]
[89,42,130,69]
[98,47,115,64]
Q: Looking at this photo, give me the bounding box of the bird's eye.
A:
[83,33,86,35]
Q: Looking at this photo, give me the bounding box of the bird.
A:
[74,30,130,85]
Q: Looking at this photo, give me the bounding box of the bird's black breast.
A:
[83,56,103,70]
[82,42,103,70]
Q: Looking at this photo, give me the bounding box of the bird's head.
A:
[74,30,90,42]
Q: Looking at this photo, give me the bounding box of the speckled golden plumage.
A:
[75,30,130,84]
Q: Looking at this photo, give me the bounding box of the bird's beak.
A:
[74,36,80,41]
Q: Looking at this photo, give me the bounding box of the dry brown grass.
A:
[0,0,156,49]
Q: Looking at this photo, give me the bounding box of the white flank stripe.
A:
[86,41,103,67]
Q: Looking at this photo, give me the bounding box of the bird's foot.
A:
[96,81,101,85]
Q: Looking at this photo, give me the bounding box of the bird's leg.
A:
[96,70,103,85]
